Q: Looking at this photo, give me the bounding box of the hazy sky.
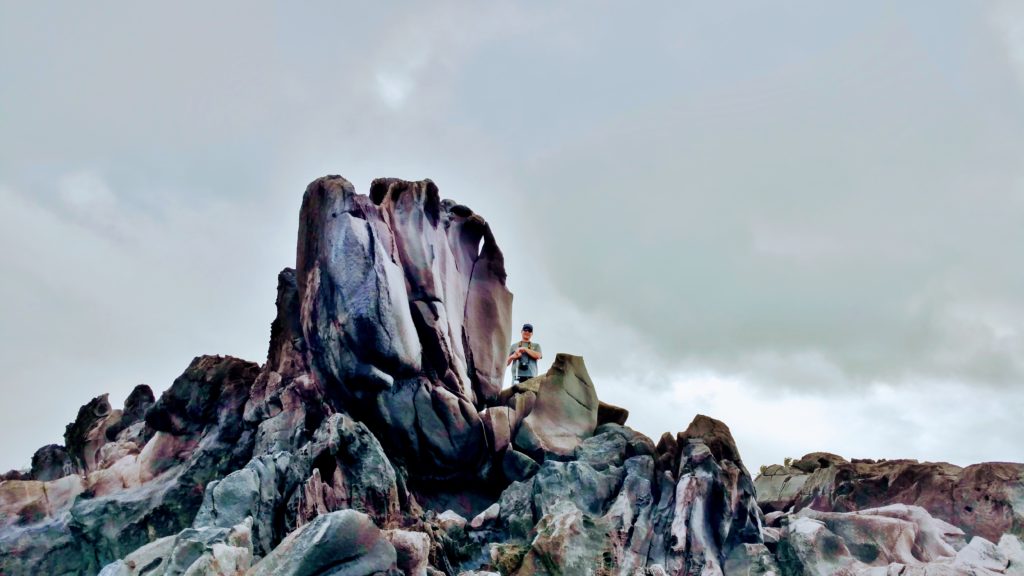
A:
[2,1,1024,473]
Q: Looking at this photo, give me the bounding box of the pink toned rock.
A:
[514,354,599,459]
[754,455,1024,542]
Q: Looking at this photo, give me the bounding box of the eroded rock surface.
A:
[755,453,1024,543]
[1,174,1020,576]
[767,504,1024,576]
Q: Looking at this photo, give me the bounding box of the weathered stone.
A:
[516,500,615,576]
[502,448,540,483]
[248,510,396,576]
[575,429,628,471]
[597,401,629,426]
[294,413,402,528]
[29,444,72,481]
[754,454,1024,542]
[677,414,749,473]
[513,354,599,459]
[193,451,302,556]
[602,455,657,575]
[664,439,761,575]
[296,175,423,394]
[245,269,328,460]
[533,459,625,519]
[146,355,259,439]
[24,355,263,572]
[384,529,431,576]
[64,393,115,473]
[497,478,536,541]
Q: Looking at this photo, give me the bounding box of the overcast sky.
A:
[2,1,1024,473]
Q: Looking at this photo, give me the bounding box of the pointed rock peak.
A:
[678,413,746,470]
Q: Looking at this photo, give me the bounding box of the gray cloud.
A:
[1,1,1023,470]
[512,2,1024,392]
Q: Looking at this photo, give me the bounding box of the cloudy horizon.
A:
[2,1,1024,474]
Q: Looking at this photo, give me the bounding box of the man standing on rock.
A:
[507,323,543,383]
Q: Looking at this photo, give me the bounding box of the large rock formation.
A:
[0,174,1020,576]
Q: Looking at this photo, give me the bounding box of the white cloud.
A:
[993,1,1024,87]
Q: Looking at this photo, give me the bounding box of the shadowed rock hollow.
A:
[1,175,1021,576]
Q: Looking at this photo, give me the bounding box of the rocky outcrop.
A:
[765,503,1024,576]
[755,453,1024,543]
[459,415,764,575]
[1,173,1021,576]
[0,355,259,575]
[297,175,513,481]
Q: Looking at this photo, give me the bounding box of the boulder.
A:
[192,452,303,556]
[384,529,431,576]
[516,500,614,576]
[29,444,72,481]
[248,510,397,576]
[513,354,599,459]
[597,401,630,427]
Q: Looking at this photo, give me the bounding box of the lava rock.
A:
[248,510,397,576]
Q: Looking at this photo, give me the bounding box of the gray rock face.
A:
[296,175,423,394]
[247,510,397,576]
[296,175,513,479]
[0,356,260,576]
[192,452,303,557]
[294,412,403,528]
